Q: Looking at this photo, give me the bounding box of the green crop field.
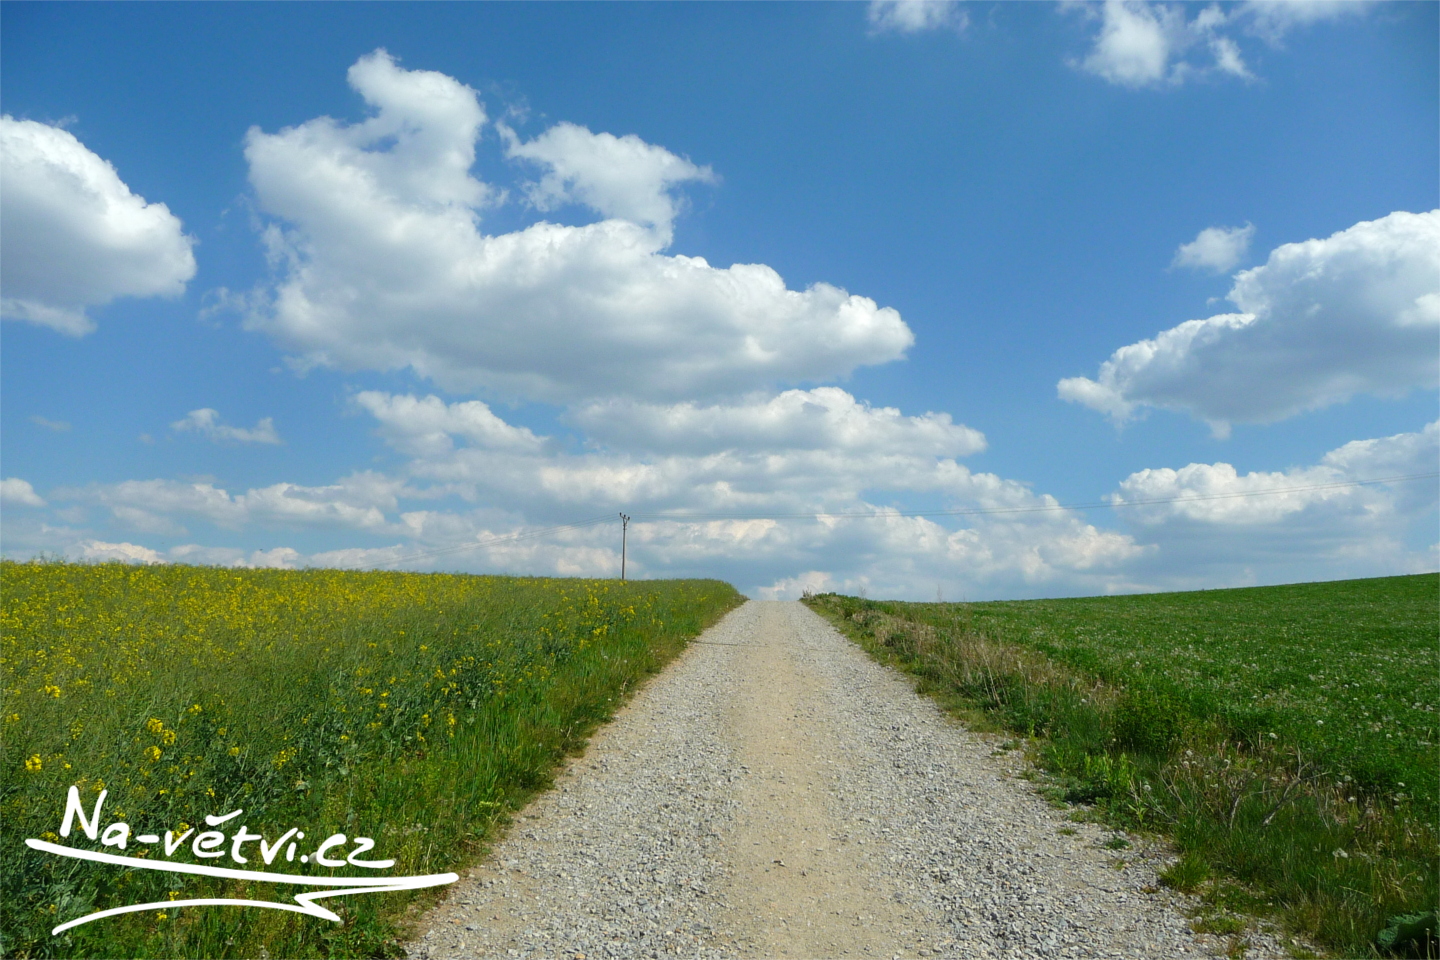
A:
[0,560,741,959]
[807,573,1439,959]
[908,576,1437,810]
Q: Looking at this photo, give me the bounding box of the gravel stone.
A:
[407,601,1289,959]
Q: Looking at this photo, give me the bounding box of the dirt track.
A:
[408,601,1279,959]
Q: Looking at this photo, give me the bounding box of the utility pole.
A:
[619,513,630,581]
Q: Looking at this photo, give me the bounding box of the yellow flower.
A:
[161,730,177,746]
[43,685,61,698]
[144,746,162,763]
[146,718,164,735]
[228,746,240,756]
[25,755,42,772]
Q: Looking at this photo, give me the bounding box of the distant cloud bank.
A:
[171,408,282,445]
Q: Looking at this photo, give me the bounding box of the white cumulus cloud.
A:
[1073,0,1372,89]
[242,50,912,404]
[867,1,967,34]
[1171,222,1254,273]
[245,547,304,569]
[352,391,547,458]
[53,540,305,569]
[757,570,837,601]
[29,415,71,432]
[171,408,282,445]
[1115,421,1439,525]
[0,116,196,336]
[16,414,1431,598]
[78,540,165,565]
[1059,210,1440,433]
[569,388,985,458]
[1071,0,1358,87]
[355,390,993,518]
[1240,0,1369,44]
[1,478,46,507]
[333,391,1140,597]
[1080,1,1181,86]
[33,387,1136,598]
[59,472,403,535]
[1106,422,1438,589]
[503,121,715,241]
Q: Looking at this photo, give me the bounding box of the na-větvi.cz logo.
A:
[26,785,458,935]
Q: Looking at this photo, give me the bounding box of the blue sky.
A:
[2,1,1436,599]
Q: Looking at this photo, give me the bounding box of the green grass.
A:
[806,573,1438,959]
[1,560,742,959]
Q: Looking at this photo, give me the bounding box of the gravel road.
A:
[408,600,1285,959]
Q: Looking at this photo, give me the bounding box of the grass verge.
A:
[804,574,1438,959]
[2,560,742,959]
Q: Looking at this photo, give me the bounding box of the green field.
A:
[1,560,742,959]
[807,574,1438,958]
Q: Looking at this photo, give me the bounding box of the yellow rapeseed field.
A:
[1,559,740,959]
